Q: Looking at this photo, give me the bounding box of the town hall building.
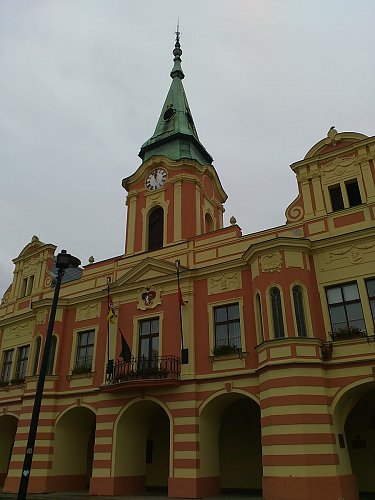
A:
[0,34,375,500]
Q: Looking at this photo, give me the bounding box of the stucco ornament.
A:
[323,243,374,270]
[76,303,100,322]
[35,309,47,325]
[260,253,282,273]
[325,126,341,146]
[209,272,241,295]
[3,320,34,344]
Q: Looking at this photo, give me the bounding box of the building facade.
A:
[1,36,375,500]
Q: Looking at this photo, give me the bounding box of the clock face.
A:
[146,168,167,190]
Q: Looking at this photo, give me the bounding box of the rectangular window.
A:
[20,275,34,297]
[1,349,14,383]
[75,330,95,371]
[214,303,241,349]
[326,283,365,333]
[15,345,30,381]
[345,179,362,207]
[139,318,159,360]
[365,278,375,323]
[329,185,344,211]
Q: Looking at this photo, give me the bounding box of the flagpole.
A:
[106,277,111,368]
[175,260,188,364]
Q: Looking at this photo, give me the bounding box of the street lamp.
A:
[17,250,81,500]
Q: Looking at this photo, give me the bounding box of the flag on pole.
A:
[119,330,132,362]
[107,296,116,323]
[178,285,185,306]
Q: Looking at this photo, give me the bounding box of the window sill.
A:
[66,370,95,381]
[209,350,248,363]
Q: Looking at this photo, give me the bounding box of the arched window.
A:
[46,335,57,375]
[32,337,41,375]
[205,213,214,233]
[292,285,307,337]
[148,206,164,251]
[270,287,285,338]
[255,293,264,342]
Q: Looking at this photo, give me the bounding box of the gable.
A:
[112,257,184,288]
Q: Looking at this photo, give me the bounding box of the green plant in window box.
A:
[10,377,25,386]
[72,365,91,375]
[213,344,240,356]
[330,326,365,341]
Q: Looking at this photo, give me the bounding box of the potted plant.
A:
[72,364,91,375]
[330,325,365,341]
[213,344,240,356]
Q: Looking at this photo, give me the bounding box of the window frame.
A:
[138,317,160,362]
[255,292,264,344]
[1,349,14,383]
[292,284,308,337]
[32,336,42,376]
[74,329,96,372]
[213,303,241,350]
[15,345,30,381]
[147,205,164,251]
[327,177,363,213]
[325,282,365,333]
[207,298,245,357]
[20,274,35,297]
[268,286,286,339]
[365,278,375,326]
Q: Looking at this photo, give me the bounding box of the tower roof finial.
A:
[171,20,184,80]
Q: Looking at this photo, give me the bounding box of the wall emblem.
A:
[137,287,161,310]
[142,288,156,306]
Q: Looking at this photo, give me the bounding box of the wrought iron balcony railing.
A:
[105,355,180,385]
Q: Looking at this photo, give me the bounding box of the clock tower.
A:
[122,31,227,255]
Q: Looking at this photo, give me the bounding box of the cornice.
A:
[290,135,375,171]
[310,225,375,252]
[242,237,312,263]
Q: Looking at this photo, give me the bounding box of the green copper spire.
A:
[139,28,213,165]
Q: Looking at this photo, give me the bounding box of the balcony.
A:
[102,355,181,392]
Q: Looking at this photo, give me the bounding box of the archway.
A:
[345,386,375,495]
[51,406,96,492]
[200,392,262,495]
[0,415,18,486]
[113,400,170,495]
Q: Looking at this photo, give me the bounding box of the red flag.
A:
[178,285,184,306]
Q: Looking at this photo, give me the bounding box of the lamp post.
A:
[17,250,81,500]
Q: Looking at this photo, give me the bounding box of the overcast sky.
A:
[1,0,375,296]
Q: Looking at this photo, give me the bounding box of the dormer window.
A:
[329,184,344,211]
[345,179,362,207]
[328,178,362,212]
[20,275,34,297]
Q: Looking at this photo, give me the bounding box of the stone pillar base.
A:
[90,475,146,496]
[3,474,87,494]
[168,476,220,498]
[262,474,358,500]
